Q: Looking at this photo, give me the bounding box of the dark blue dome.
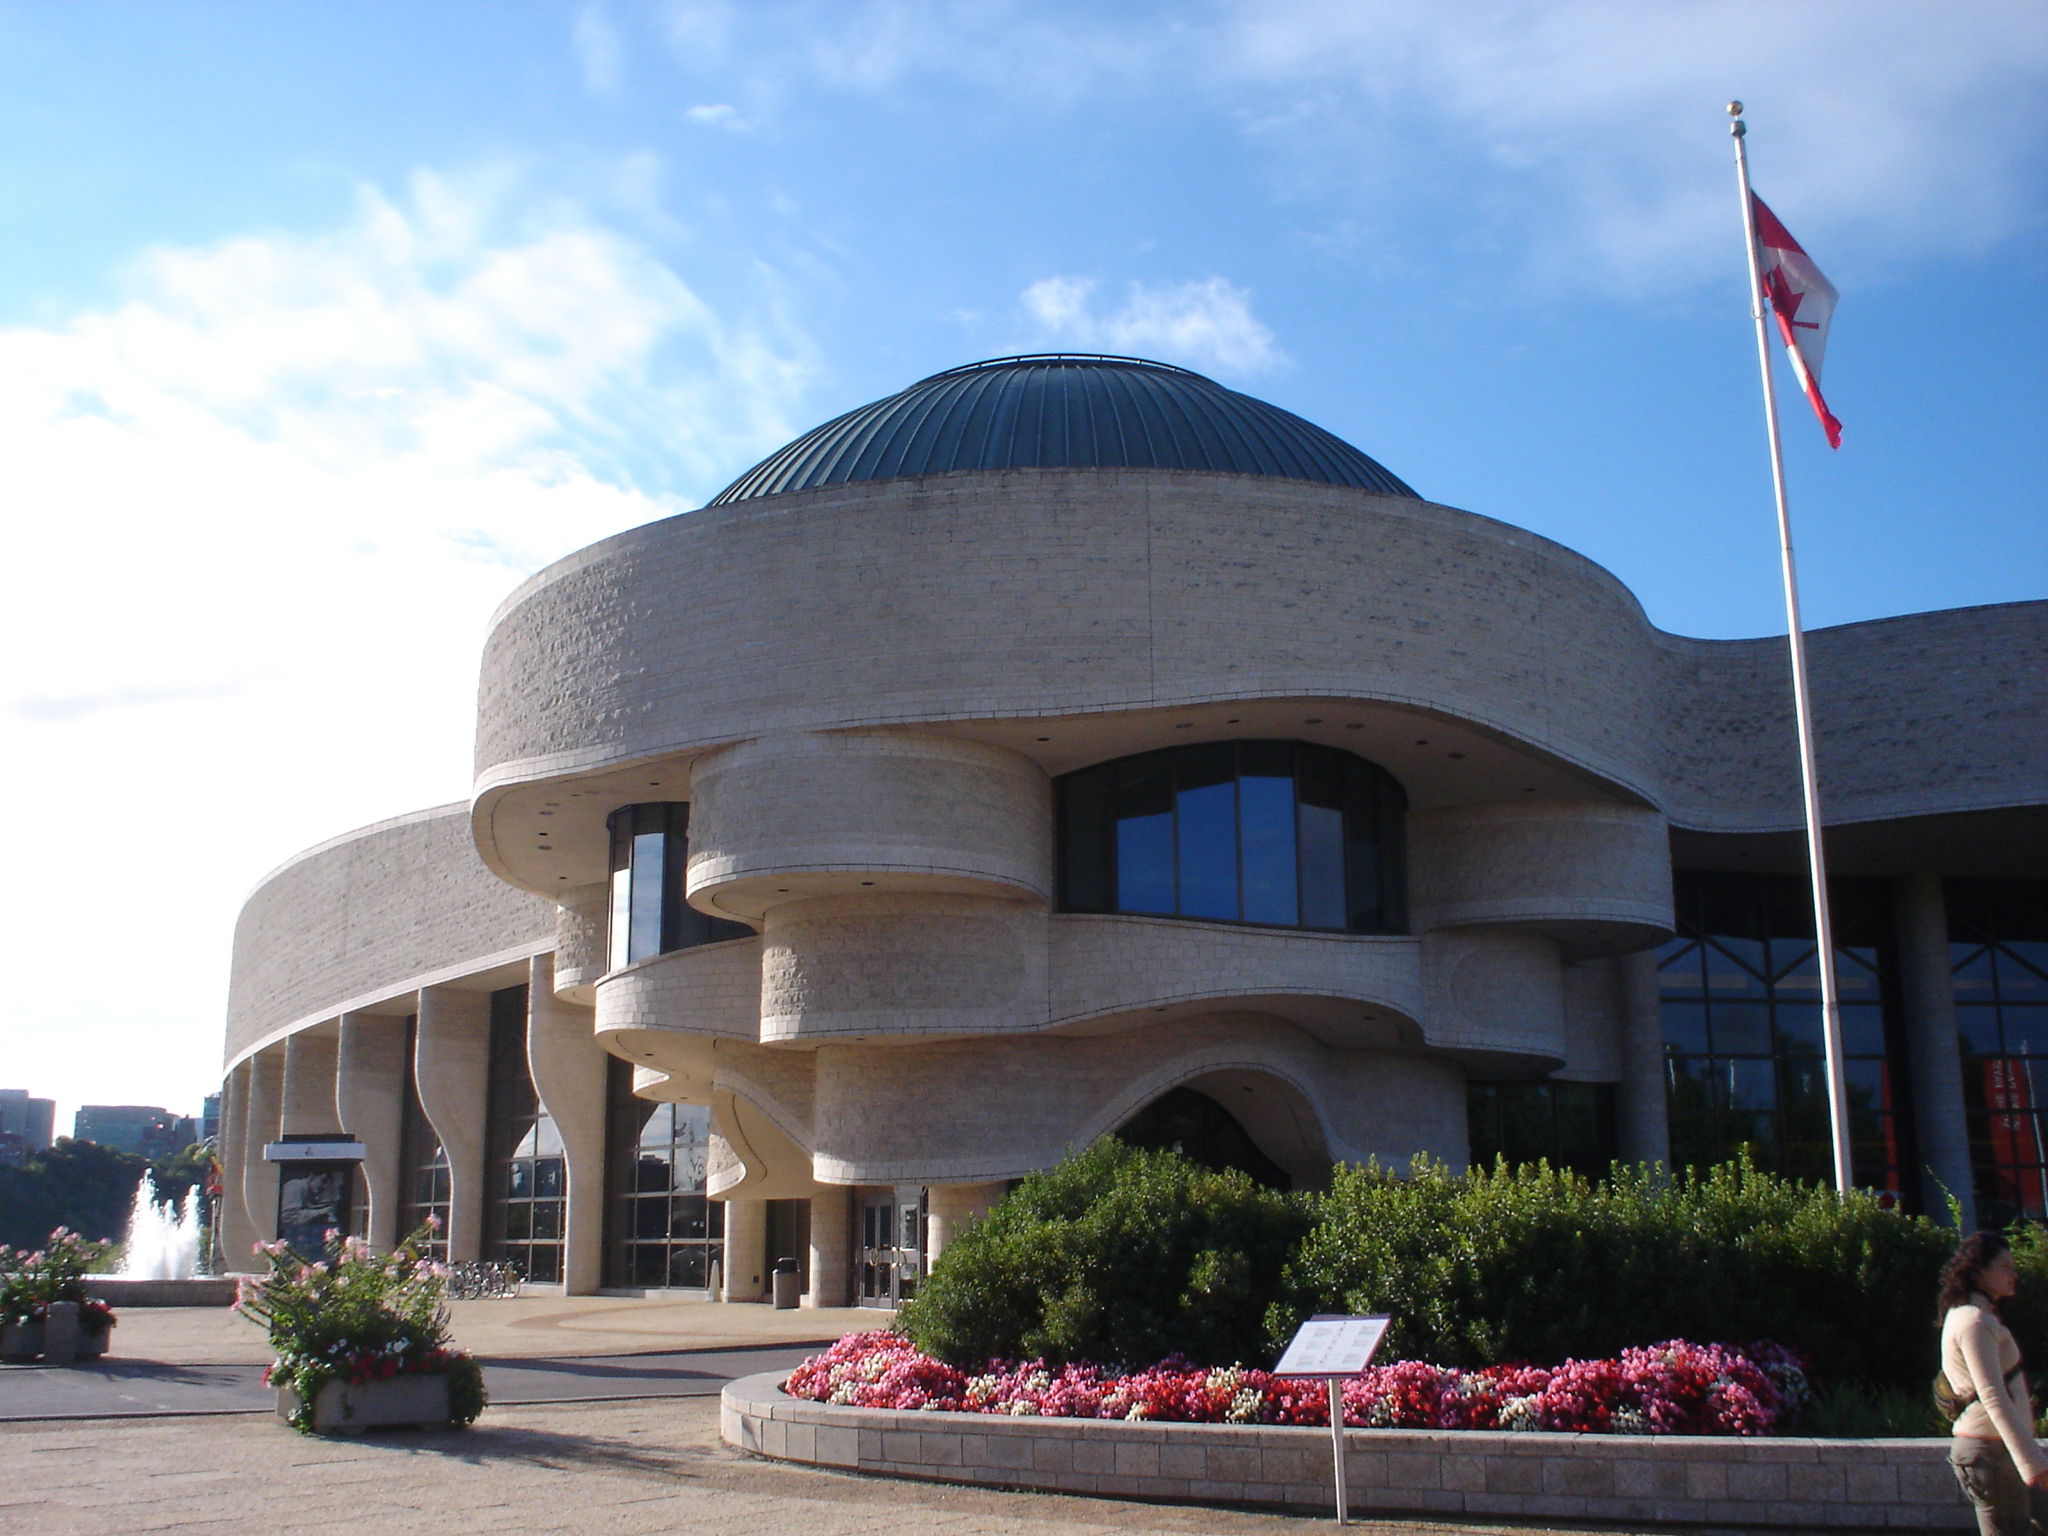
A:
[708,354,1418,504]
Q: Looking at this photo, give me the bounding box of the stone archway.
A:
[1115,1082,1313,1191]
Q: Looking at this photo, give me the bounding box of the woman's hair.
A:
[1938,1230,2012,1316]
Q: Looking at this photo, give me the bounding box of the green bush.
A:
[897,1139,1308,1368]
[1270,1154,1951,1393]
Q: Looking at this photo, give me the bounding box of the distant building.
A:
[0,1089,56,1151]
[73,1105,195,1159]
[201,1094,222,1145]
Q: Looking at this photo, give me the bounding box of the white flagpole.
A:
[1727,101,1854,1194]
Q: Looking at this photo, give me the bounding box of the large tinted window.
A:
[1056,741,1406,933]
[602,1058,725,1290]
[397,1014,449,1257]
[1949,880,2048,1226]
[482,985,565,1284]
[607,803,751,970]
[1657,871,1910,1202]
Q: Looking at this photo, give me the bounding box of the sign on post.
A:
[1275,1314,1391,1526]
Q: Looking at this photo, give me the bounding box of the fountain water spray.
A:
[117,1173,204,1280]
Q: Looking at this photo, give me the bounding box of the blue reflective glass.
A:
[1116,811,1173,914]
[1238,771,1298,926]
[1176,775,1238,920]
[1660,1000,1708,1054]
[630,829,666,963]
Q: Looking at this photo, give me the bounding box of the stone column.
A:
[553,883,609,1005]
[805,1184,853,1308]
[336,1014,406,1250]
[1897,872,1975,1228]
[416,986,492,1263]
[238,1050,284,1246]
[721,1198,768,1301]
[926,1181,1005,1266]
[217,1060,258,1268]
[527,955,608,1294]
[1615,951,1671,1169]
[282,1031,343,1135]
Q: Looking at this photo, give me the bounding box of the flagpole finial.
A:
[1728,100,1746,136]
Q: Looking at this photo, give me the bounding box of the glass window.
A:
[1056,740,1407,935]
[1657,870,1911,1204]
[1951,879,2048,1224]
[606,803,753,970]
[396,1014,448,1257]
[1466,1081,1617,1179]
[602,1058,725,1290]
[482,985,566,1283]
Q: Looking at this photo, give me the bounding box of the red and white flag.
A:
[1751,194,1842,448]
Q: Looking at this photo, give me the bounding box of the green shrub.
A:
[1269,1154,1951,1393]
[1799,1380,1944,1438]
[898,1139,1308,1368]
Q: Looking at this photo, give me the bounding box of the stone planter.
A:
[77,1328,111,1360]
[0,1320,44,1360]
[277,1372,455,1434]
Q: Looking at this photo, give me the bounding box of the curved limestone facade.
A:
[220,355,2048,1303]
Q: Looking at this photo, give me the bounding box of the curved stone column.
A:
[553,883,609,1003]
[336,1014,406,1250]
[216,1060,258,1267]
[415,986,491,1263]
[238,1050,284,1246]
[927,1182,1005,1266]
[686,732,1052,922]
[1615,950,1671,1169]
[805,1183,852,1309]
[720,1198,768,1301]
[527,955,608,1294]
[1897,872,1974,1226]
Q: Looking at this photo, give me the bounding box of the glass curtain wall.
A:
[1658,871,1911,1201]
[607,803,751,971]
[1951,880,2048,1224]
[482,984,567,1282]
[396,1014,450,1256]
[602,1059,724,1289]
[1056,741,1406,933]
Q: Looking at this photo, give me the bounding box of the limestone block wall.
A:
[527,955,607,1294]
[1407,801,1672,956]
[594,936,761,1051]
[1420,928,1567,1067]
[227,804,555,1067]
[760,894,1048,1043]
[414,986,491,1264]
[238,1051,283,1245]
[685,732,1052,920]
[552,883,609,1002]
[281,1031,342,1136]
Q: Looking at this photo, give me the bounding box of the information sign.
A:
[1273,1314,1392,1527]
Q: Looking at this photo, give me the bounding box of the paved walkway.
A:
[0,1300,1721,1536]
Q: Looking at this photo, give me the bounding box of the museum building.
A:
[216,354,2048,1305]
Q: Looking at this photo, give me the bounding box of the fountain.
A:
[117,1173,202,1280]
[88,1173,238,1307]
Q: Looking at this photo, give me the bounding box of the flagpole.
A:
[1727,101,1854,1194]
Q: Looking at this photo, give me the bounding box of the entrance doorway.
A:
[856,1186,924,1307]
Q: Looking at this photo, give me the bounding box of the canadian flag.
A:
[1752,195,1843,448]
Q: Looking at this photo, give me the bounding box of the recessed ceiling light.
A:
[1448,752,1466,760]
[860,880,875,886]
[1414,739,1429,747]
[1175,722,1192,730]
[1304,717,1322,724]
[1345,723,1363,730]
[1036,736,1051,742]
[1225,718,1239,724]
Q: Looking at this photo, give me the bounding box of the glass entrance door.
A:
[857,1187,924,1307]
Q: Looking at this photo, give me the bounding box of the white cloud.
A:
[1212,0,2048,289]
[573,2,624,97]
[685,102,743,128]
[0,166,814,1130]
[1019,275,1284,376]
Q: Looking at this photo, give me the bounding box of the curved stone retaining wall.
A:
[722,1371,1967,1531]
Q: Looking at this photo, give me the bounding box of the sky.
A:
[1,1,2042,1141]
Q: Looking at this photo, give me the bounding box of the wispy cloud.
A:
[573,2,625,97]
[1019,276,1284,377]
[685,102,743,129]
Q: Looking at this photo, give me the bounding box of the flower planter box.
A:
[0,1320,44,1360]
[277,1372,454,1434]
[77,1329,111,1360]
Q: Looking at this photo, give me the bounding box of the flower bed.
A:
[784,1331,1811,1436]
[0,1229,119,1358]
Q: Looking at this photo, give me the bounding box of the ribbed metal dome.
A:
[708,354,1418,504]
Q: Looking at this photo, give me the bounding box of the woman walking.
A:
[1943,1231,2048,1535]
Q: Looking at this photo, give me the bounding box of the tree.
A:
[0,1138,147,1248]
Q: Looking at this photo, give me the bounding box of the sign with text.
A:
[1274,1314,1391,1379]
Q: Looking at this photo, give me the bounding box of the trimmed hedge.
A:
[902,1142,1954,1393]
[897,1140,1307,1368]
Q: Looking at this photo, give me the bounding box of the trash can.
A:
[771,1256,802,1310]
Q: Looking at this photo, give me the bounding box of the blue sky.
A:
[2,1,2042,1136]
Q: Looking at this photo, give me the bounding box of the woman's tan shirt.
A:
[1943,1291,2048,1482]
